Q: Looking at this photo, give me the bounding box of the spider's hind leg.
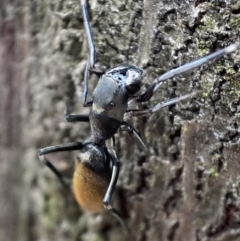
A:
[103,140,128,231]
[38,142,85,188]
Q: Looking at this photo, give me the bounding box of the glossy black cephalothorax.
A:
[38,0,239,229]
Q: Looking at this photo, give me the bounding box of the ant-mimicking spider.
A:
[38,0,239,229]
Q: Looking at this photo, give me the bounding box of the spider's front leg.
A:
[80,0,104,106]
[129,43,239,117]
[136,43,239,104]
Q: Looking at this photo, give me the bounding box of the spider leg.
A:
[103,140,127,231]
[136,43,239,102]
[38,142,85,188]
[65,114,89,122]
[119,121,148,151]
[103,145,119,211]
[129,92,196,117]
[80,0,104,106]
[64,97,90,122]
[80,0,95,68]
[82,60,94,107]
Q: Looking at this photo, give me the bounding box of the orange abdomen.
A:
[73,162,109,213]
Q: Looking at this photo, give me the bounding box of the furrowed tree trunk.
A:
[0,0,239,241]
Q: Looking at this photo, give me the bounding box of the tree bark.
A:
[0,0,239,240]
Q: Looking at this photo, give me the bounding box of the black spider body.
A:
[90,65,143,141]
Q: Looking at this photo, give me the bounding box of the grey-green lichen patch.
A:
[230,15,240,27]
[42,189,64,228]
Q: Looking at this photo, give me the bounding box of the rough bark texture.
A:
[0,0,239,240]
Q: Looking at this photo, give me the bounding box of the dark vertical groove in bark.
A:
[177,121,198,241]
[0,0,27,240]
[137,0,156,68]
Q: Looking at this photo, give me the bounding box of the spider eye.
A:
[109,101,115,107]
